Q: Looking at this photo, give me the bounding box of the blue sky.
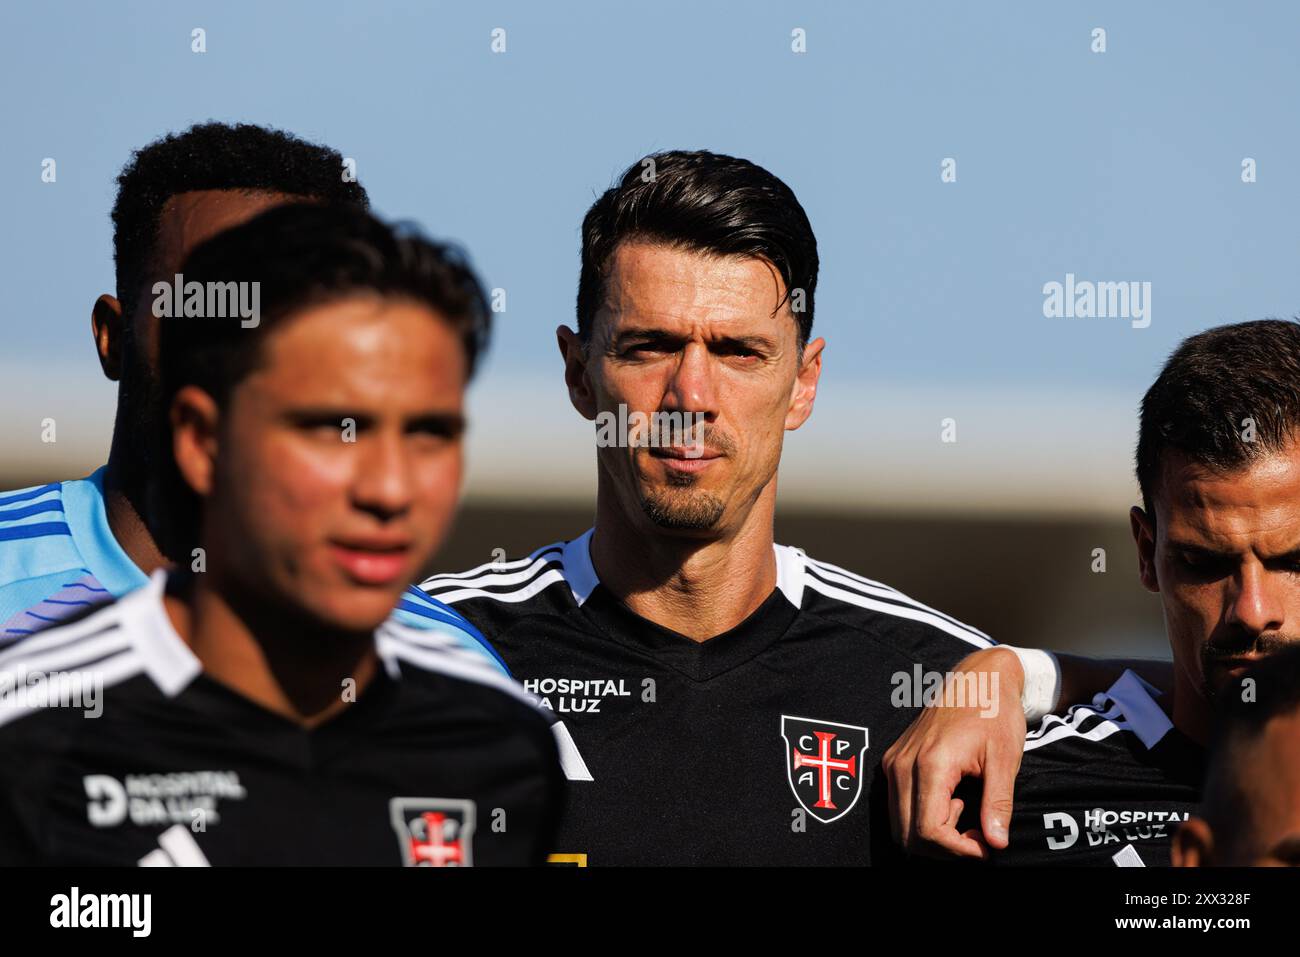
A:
[3,1,1298,508]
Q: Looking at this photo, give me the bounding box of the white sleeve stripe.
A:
[418,546,563,588]
[805,556,906,596]
[1023,716,1128,752]
[0,648,145,728]
[803,578,994,649]
[418,553,562,593]
[0,616,123,669]
[0,627,133,679]
[804,562,994,642]
[432,569,568,607]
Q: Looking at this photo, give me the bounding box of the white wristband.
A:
[1006,646,1061,723]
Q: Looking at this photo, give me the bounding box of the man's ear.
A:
[785,336,824,431]
[171,385,221,499]
[1130,505,1160,593]
[556,325,598,421]
[91,295,125,381]
[1171,817,1214,867]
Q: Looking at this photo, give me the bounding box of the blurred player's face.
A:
[1132,443,1300,716]
[1174,711,1300,866]
[175,296,467,634]
[561,242,822,537]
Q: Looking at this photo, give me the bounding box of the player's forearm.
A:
[1052,652,1173,709]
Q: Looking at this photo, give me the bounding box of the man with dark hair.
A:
[971,319,1300,865]
[1173,645,1300,867]
[415,150,1160,865]
[0,122,500,669]
[0,204,562,865]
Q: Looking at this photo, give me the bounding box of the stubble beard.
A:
[639,471,727,531]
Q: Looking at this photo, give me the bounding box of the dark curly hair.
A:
[111,121,369,322]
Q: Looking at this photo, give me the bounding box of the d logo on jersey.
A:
[781,715,869,824]
[389,798,476,866]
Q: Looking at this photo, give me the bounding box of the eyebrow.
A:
[611,328,779,352]
[282,407,466,431]
[1167,542,1234,558]
[1168,541,1300,562]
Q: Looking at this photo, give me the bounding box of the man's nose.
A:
[661,341,716,417]
[352,431,414,518]
[1226,564,1287,636]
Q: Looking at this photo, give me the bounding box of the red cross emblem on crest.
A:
[781,715,869,824]
[389,798,476,866]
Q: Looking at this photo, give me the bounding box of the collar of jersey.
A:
[117,570,203,697]
[125,570,402,699]
[562,527,808,609]
[1098,669,1174,750]
[569,529,805,681]
[123,571,404,734]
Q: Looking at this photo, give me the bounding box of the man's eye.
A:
[1179,554,1226,576]
[715,344,762,361]
[411,423,458,441]
[405,414,465,441]
[303,420,348,439]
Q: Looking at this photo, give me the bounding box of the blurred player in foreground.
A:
[1174,644,1300,867]
[973,320,1300,865]
[0,204,562,865]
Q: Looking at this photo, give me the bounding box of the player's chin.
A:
[314,584,405,634]
[1202,660,1243,699]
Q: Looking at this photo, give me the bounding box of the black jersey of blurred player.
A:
[962,670,1203,867]
[0,573,563,866]
[417,529,994,865]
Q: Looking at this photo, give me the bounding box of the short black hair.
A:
[1203,645,1300,860]
[153,202,490,559]
[1136,319,1300,516]
[112,122,369,321]
[576,150,818,347]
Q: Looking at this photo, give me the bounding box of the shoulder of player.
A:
[0,596,146,734]
[415,535,590,618]
[376,620,551,726]
[1021,670,1173,767]
[0,480,69,539]
[0,481,96,620]
[389,587,511,674]
[788,546,995,658]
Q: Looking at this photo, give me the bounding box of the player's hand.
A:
[882,646,1027,859]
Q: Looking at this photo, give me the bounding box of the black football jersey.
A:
[0,573,564,866]
[961,670,1203,866]
[416,528,996,865]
